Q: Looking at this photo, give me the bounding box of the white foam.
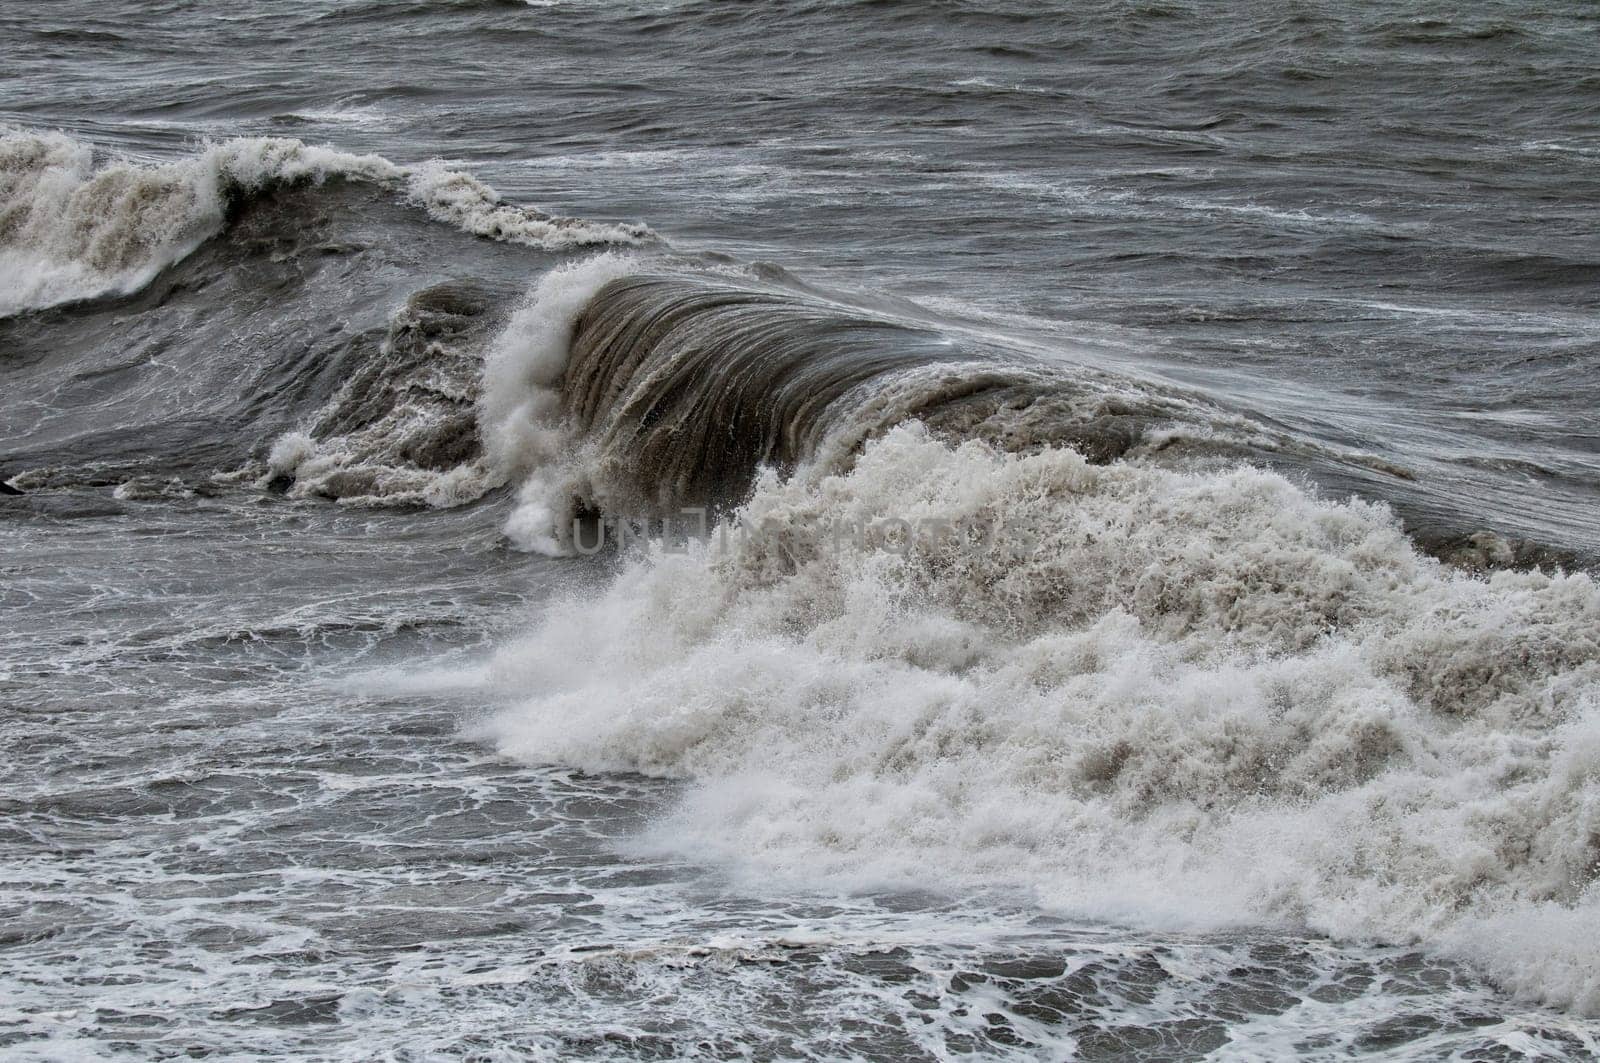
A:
[0,131,402,316]
[246,248,650,513]
[266,431,320,477]
[479,424,1600,1015]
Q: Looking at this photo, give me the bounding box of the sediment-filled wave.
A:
[559,276,1172,506]
[478,257,1236,553]
[477,257,1572,570]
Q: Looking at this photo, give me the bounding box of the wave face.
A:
[480,263,1581,571]
[565,276,1045,511]
[554,275,1226,513]
[481,263,1238,552]
[484,422,1600,1016]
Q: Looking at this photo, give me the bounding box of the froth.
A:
[479,424,1600,1014]
[0,131,399,316]
[409,163,651,251]
[259,253,651,514]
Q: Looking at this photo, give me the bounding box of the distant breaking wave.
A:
[0,130,651,317]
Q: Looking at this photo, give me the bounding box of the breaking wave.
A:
[0,129,650,317]
[453,256,1600,1017]
[478,260,1273,553]
[473,257,1556,570]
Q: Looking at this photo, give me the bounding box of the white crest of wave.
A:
[408,163,650,251]
[479,423,1600,1015]
[478,252,646,553]
[0,130,651,317]
[250,252,648,514]
[0,131,398,316]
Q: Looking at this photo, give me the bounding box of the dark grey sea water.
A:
[3,1,1600,1059]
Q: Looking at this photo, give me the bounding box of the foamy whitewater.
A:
[6,2,1600,1057]
[483,426,1600,1013]
[259,238,1600,1013]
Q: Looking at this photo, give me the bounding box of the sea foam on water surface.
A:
[479,421,1600,1016]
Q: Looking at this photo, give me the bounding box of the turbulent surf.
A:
[6,2,1600,1057]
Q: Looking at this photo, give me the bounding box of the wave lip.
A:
[0,130,652,318]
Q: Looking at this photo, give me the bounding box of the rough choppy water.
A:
[3,1,1600,1059]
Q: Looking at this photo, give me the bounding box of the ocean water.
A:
[3,1,1600,1059]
